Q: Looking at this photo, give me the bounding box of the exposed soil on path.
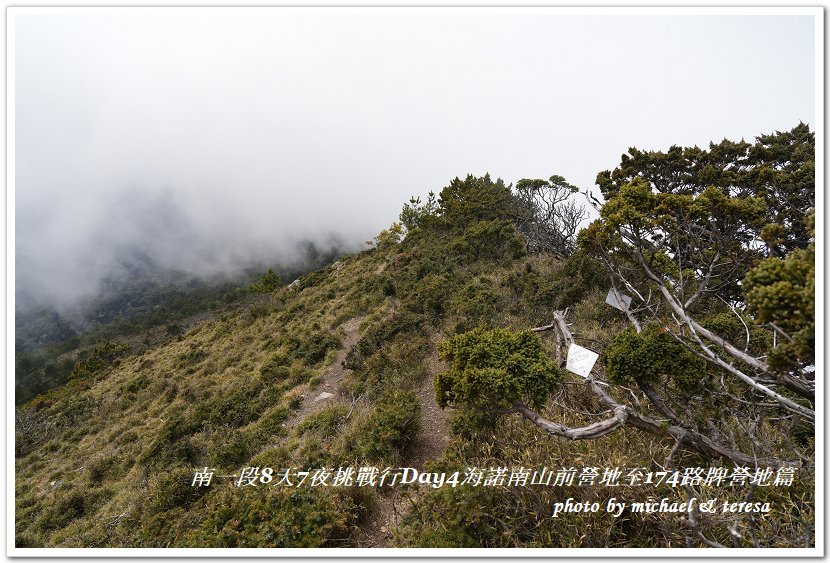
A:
[408,336,451,471]
[283,315,366,428]
[356,335,450,547]
[276,305,451,548]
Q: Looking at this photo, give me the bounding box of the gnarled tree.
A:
[435,124,815,482]
[513,175,587,258]
[582,125,815,421]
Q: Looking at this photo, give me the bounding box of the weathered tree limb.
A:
[684,251,721,309]
[680,314,814,420]
[715,294,751,353]
[549,310,787,467]
[634,250,815,417]
[635,249,768,372]
[512,401,628,440]
[610,279,642,332]
[683,484,728,548]
[637,381,684,426]
[777,373,814,399]
[660,321,815,418]
[769,322,794,344]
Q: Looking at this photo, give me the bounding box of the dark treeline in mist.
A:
[15,239,351,405]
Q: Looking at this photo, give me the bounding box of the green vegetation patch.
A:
[436,328,561,410]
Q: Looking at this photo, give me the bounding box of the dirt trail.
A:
[357,335,450,547]
[278,307,451,547]
[283,315,366,428]
[408,337,450,470]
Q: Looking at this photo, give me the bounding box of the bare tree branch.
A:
[632,248,814,417]
[550,311,788,467]
[512,401,628,441]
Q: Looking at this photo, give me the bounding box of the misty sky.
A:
[13,10,816,309]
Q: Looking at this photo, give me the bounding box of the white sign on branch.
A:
[605,288,632,312]
[566,344,599,378]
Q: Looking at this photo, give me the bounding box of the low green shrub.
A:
[68,341,130,382]
[338,391,419,463]
[603,324,707,393]
[436,328,561,410]
[285,331,341,367]
[344,311,426,371]
[33,486,114,533]
[298,404,350,438]
[190,379,267,428]
[176,487,359,548]
[249,269,282,294]
[448,219,526,265]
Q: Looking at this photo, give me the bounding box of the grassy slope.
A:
[15,243,350,405]
[16,243,393,547]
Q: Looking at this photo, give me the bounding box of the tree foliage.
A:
[744,210,815,374]
[596,122,814,256]
[436,328,561,411]
[437,174,521,230]
[249,269,282,294]
[513,175,586,257]
[399,191,439,231]
[433,126,815,521]
[68,341,130,382]
[402,173,586,260]
[581,124,815,419]
[603,324,706,393]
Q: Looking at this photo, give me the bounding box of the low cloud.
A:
[14,12,815,311]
